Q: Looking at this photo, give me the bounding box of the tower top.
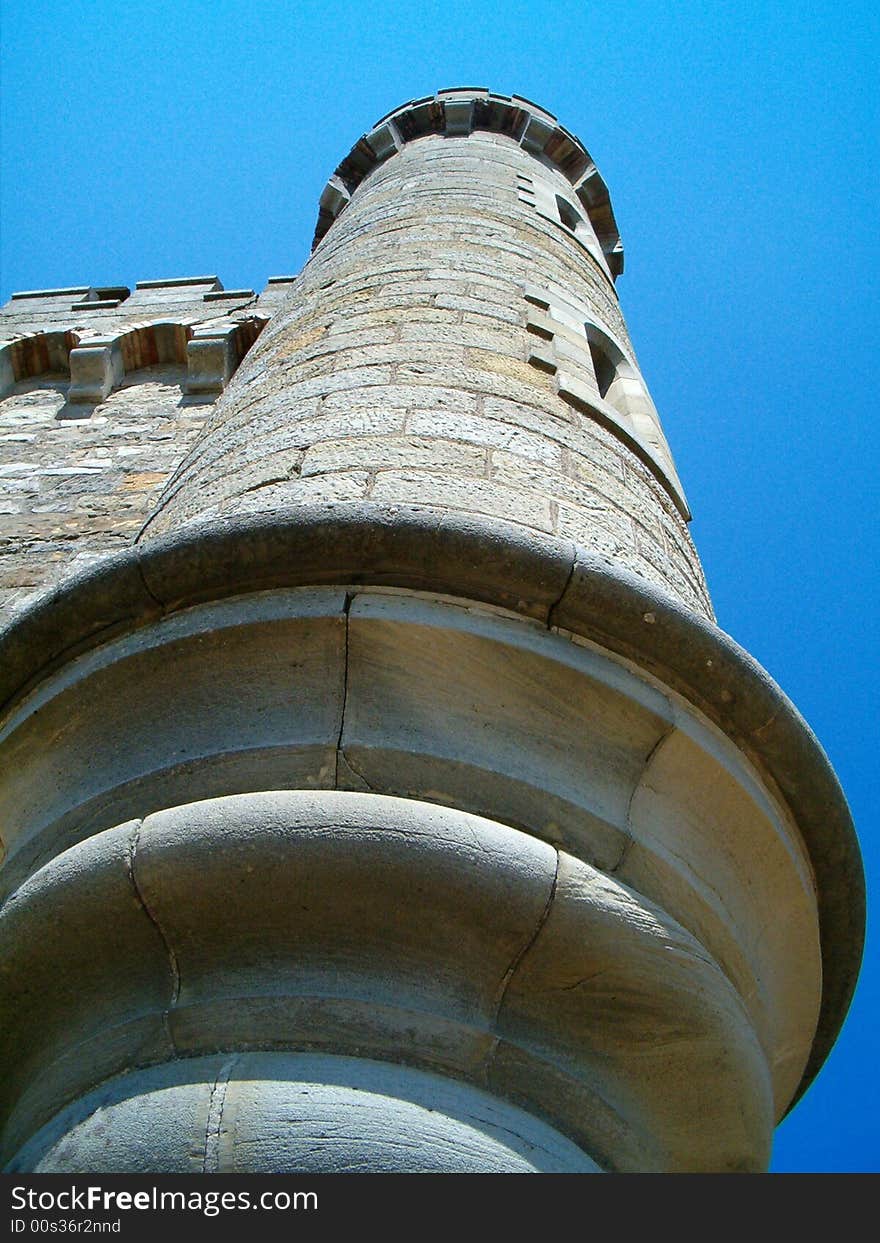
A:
[313,87,624,277]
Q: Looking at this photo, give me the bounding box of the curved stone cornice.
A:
[312,88,624,276]
[10,1052,601,1174]
[0,503,864,1110]
[0,580,820,1115]
[1,791,771,1171]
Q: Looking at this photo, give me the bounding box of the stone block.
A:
[186,334,235,394]
[0,589,348,893]
[370,468,555,532]
[444,99,473,136]
[67,343,123,403]
[131,791,556,1027]
[16,1052,599,1174]
[365,120,402,161]
[341,592,669,868]
[0,821,176,1162]
[494,852,773,1172]
[406,409,563,468]
[518,112,555,155]
[301,435,486,478]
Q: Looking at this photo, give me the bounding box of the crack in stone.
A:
[338,748,378,792]
[202,1055,238,1174]
[546,550,577,631]
[490,848,559,1027]
[751,704,781,743]
[334,592,354,787]
[613,717,676,874]
[239,474,292,496]
[559,969,607,991]
[134,508,160,543]
[134,553,165,611]
[127,819,181,1011]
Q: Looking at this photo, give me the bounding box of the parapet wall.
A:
[0,276,292,618]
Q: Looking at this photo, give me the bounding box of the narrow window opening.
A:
[555,195,584,234]
[588,340,617,402]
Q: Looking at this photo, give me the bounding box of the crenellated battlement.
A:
[0,276,297,618]
[313,88,625,276]
[0,274,303,400]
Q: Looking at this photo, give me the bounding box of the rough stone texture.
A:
[0,369,206,618]
[0,89,863,1175]
[11,1053,600,1174]
[0,279,273,620]
[139,130,712,619]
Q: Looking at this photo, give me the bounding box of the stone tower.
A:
[0,89,864,1173]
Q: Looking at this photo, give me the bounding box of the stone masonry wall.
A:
[143,133,712,619]
[0,367,202,616]
[0,277,289,619]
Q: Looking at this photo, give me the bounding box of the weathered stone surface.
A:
[12,1054,599,1174]
[134,505,576,620]
[135,129,711,618]
[0,89,863,1176]
[0,287,271,619]
[0,789,784,1170]
[0,589,348,894]
[0,820,175,1162]
[493,852,773,1172]
[339,591,669,870]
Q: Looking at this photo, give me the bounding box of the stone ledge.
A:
[134,276,221,291]
[10,1051,600,1174]
[202,288,255,301]
[0,791,770,1170]
[0,502,864,1111]
[10,287,90,300]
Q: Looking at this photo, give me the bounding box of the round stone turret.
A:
[142,89,706,616]
[0,89,863,1174]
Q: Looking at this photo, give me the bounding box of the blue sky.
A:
[1,0,877,1172]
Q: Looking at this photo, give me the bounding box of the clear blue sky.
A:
[1,0,877,1172]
